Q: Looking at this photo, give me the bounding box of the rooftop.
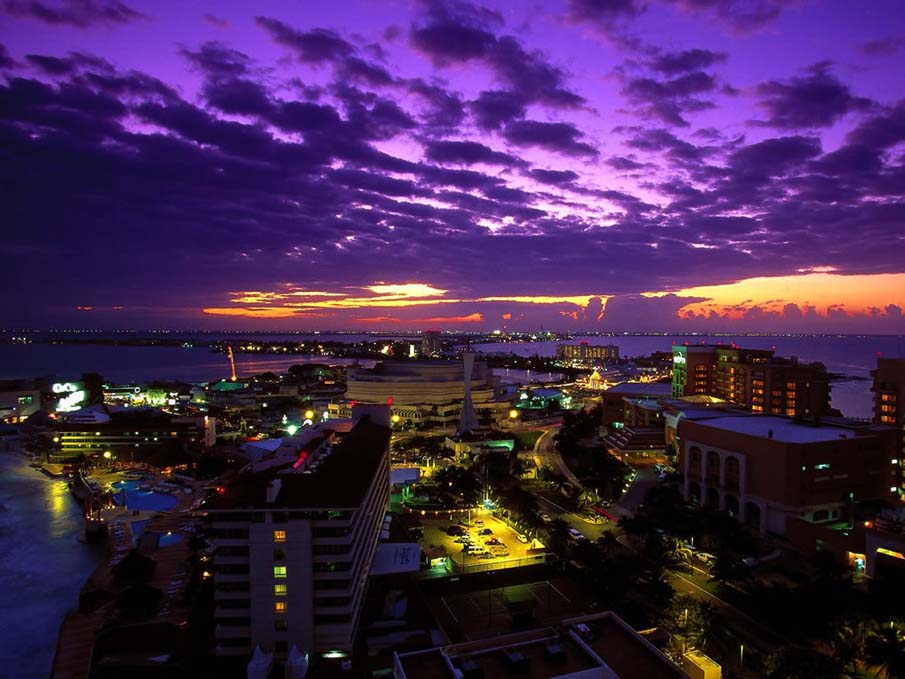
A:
[690,415,864,443]
[396,613,687,679]
[606,382,673,396]
[567,614,687,679]
[207,417,390,510]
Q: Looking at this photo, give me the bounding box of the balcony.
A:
[214,572,249,584]
[215,624,251,637]
[215,606,250,618]
[214,588,250,600]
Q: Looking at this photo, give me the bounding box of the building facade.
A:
[330,360,504,426]
[420,330,442,357]
[872,357,905,498]
[206,416,391,661]
[671,345,831,419]
[678,415,898,535]
[556,342,619,362]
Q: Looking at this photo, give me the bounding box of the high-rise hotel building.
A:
[205,414,391,661]
[872,357,905,497]
[671,344,831,419]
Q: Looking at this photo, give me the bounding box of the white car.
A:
[516,534,529,543]
[568,528,585,541]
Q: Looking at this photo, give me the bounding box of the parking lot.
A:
[416,513,546,572]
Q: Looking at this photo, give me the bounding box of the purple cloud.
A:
[503,120,598,156]
[1,0,146,27]
[754,63,872,129]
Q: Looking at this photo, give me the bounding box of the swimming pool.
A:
[111,480,177,512]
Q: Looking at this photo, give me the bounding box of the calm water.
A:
[0,452,104,679]
[0,343,368,384]
[472,334,905,419]
[1,334,903,417]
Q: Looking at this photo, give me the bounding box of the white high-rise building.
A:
[206,414,391,662]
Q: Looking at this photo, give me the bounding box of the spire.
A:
[457,350,479,436]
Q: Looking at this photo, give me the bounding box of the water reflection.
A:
[0,454,104,678]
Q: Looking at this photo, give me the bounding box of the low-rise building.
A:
[678,414,899,534]
[394,611,687,678]
[329,360,506,426]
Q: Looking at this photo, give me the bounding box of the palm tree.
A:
[546,518,572,557]
[831,617,876,675]
[867,619,905,679]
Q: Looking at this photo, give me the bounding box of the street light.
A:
[304,410,315,420]
[509,409,519,420]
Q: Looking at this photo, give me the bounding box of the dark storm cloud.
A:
[1,0,146,27]
[754,63,871,129]
[503,120,597,156]
[423,139,522,166]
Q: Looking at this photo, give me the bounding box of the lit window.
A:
[273,530,287,543]
[274,566,287,579]
[274,584,287,596]
[275,601,287,614]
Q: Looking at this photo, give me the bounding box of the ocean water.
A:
[0,452,105,679]
[0,334,902,417]
[471,334,905,419]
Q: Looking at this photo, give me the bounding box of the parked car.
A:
[516,534,529,543]
[478,528,492,536]
[485,538,502,545]
[568,528,585,541]
[474,520,484,527]
[541,514,552,523]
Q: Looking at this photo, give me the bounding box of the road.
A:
[532,428,582,489]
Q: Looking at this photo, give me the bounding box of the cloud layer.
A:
[1,0,904,332]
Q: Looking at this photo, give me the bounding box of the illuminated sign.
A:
[52,382,79,394]
[673,354,686,365]
[57,390,87,412]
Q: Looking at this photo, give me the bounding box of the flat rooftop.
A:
[398,628,601,679]
[606,382,673,396]
[690,415,861,444]
[207,417,390,509]
[396,613,688,679]
[569,615,687,679]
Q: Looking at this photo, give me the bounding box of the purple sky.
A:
[2,0,905,332]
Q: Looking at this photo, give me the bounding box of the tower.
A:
[457,351,479,436]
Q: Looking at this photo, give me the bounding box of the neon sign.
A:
[673,354,686,365]
[52,382,79,393]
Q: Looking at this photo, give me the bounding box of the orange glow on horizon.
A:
[650,272,905,318]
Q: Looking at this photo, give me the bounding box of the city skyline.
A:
[2,1,905,332]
